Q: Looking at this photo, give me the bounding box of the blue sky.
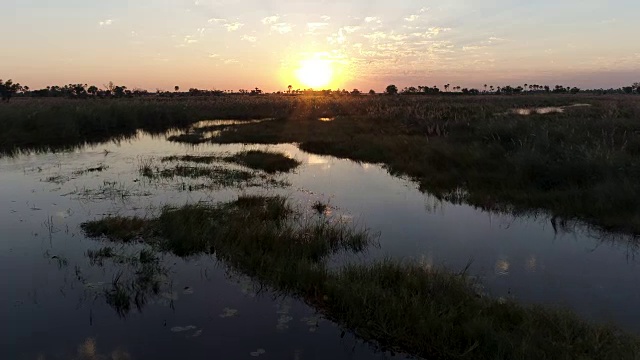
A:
[2,0,638,91]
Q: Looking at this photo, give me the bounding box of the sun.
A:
[296,59,333,89]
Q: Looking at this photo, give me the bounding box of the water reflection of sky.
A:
[2,132,640,358]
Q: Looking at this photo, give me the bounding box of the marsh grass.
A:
[222,150,301,174]
[161,151,301,174]
[81,217,151,242]
[312,201,329,215]
[166,132,208,144]
[6,95,640,233]
[208,95,640,235]
[320,262,640,360]
[142,164,261,190]
[82,245,168,316]
[144,156,291,189]
[73,164,108,176]
[81,196,640,359]
[67,180,150,202]
[0,97,291,155]
[161,155,218,164]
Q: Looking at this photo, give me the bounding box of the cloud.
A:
[184,36,198,44]
[364,17,380,23]
[208,18,227,24]
[327,29,347,45]
[224,22,244,32]
[419,7,430,13]
[342,26,360,33]
[423,27,451,37]
[404,15,420,22]
[271,23,293,34]
[261,16,279,25]
[321,15,331,21]
[209,53,220,58]
[98,19,113,27]
[307,22,329,32]
[242,35,257,42]
[462,46,486,52]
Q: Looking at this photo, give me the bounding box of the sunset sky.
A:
[3,0,638,92]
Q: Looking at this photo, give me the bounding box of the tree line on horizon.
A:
[1,78,639,102]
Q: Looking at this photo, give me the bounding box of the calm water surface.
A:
[1,131,639,359]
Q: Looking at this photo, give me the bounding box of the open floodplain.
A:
[2,94,640,359]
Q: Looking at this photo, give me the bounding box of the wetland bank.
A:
[3,94,640,359]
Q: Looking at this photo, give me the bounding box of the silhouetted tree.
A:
[0,79,21,102]
[174,86,180,92]
[114,85,127,98]
[368,89,376,95]
[402,86,418,94]
[287,85,292,94]
[385,84,398,95]
[88,85,98,96]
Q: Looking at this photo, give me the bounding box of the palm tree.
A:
[444,84,450,92]
[174,86,179,92]
[287,85,292,94]
[524,83,528,92]
[484,84,488,93]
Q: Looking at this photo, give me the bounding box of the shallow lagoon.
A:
[2,130,639,359]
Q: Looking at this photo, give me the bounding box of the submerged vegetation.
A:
[82,196,640,359]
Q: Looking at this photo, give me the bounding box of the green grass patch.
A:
[81,196,640,359]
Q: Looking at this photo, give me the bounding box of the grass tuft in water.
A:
[81,196,640,359]
[166,132,208,144]
[161,155,218,164]
[222,150,301,174]
[81,217,150,242]
[312,201,329,215]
